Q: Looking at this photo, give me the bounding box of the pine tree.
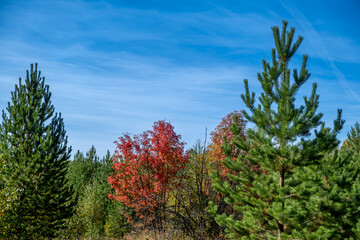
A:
[67,146,100,200]
[341,122,360,158]
[0,63,75,239]
[209,21,344,239]
[65,146,122,239]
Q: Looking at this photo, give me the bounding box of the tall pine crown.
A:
[209,20,345,239]
[0,63,75,239]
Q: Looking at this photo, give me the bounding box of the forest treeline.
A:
[1,21,360,239]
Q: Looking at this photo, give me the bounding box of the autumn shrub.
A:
[167,140,222,239]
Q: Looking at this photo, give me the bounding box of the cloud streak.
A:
[279,0,360,101]
[0,0,359,156]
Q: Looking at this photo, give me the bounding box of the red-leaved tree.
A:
[208,110,246,177]
[108,120,188,230]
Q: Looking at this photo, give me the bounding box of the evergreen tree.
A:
[64,146,129,239]
[67,146,100,200]
[209,21,344,239]
[341,122,360,158]
[298,121,360,238]
[311,150,360,238]
[0,63,75,239]
[0,151,19,238]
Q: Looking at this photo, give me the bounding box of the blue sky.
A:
[0,0,359,157]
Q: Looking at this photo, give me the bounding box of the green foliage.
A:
[209,21,351,239]
[0,63,75,239]
[320,152,360,237]
[341,122,360,157]
[78,179,107,238]
[67,146,100,200]
[57,208,86,240]
[105,201,130,238]
[0,154,19,238]
[290,147,360,239]
[64,146,130,239]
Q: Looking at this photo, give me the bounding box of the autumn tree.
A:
[209,21,346,239]
[167,112,247,239]
[209,110,246,177]
[108,120,188,230]
[0,63,74,239]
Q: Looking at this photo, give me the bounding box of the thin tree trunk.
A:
[278,167,285,239]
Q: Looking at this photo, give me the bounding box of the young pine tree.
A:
[341,122,360,158]
[209,21,344,239]
[0,63,75,239]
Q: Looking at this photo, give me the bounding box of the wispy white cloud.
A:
[278,0,360,144]
[316,34,360,64]
[279,0,360,102]
[0,35,257,156]
[1,0,359,155]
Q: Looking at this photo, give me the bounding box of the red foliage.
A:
[208,111,246,176]
[108,120,188,227]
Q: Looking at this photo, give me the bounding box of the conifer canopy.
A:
[0,63,75,239]
[209,21,351,239]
